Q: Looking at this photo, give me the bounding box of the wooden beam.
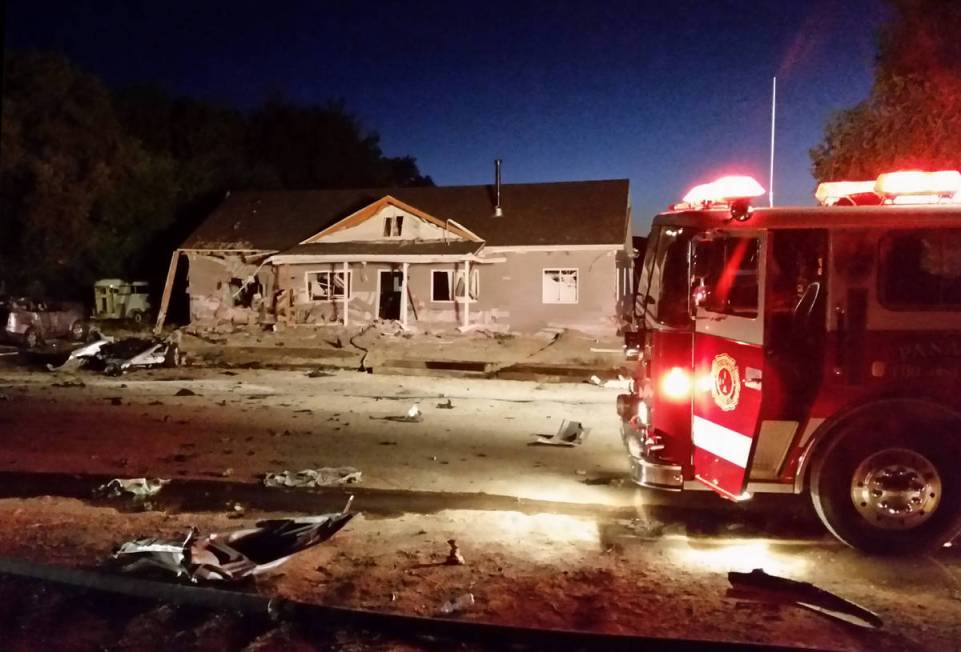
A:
[154,250,182,334]
[342,261,349,327]
[400,262,409,329]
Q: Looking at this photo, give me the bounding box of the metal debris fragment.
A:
[46,336,115,371]
[436,399,454,409]
[532,420,589,447]
[96,477,170,499]
[263,467,362,488]
[175,388,197,397]
[405,404,423,421]
[439,592,475,615]
[727,568,882,629]
[114,500,355,582]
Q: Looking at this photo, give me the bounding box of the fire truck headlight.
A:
[661,367,691,400]
[636,400,649,426]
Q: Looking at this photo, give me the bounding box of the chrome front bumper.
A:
[620,420,684,491]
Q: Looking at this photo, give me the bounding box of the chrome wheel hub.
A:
[851,448,941,530]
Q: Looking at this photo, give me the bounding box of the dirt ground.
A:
[0,363,960,650]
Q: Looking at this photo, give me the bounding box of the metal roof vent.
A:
[493,159,504,217]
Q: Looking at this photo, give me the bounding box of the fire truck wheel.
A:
[810,425,961,554]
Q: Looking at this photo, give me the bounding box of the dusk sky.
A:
[5,0,887,231]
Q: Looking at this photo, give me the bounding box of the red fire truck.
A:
[619,170,961,553]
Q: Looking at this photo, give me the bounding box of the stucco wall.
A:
[272,248,624,334]
[474,249,622,333]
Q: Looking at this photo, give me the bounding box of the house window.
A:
[306,271,352,301]
[431,270,453,302]
[383,215,404,238]
[543,268,578,304]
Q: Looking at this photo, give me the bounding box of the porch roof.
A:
[277,241,484,257]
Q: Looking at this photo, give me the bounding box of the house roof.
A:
[278,241,484,257]
[181,179,630,251]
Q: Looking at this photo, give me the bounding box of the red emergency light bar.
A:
[671,175,765,220]
[816,169,961,206]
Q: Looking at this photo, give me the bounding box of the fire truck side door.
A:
[691,232,766,499]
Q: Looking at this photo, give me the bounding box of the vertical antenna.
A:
[769,76,776,207]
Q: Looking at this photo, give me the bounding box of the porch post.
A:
[400,262,409,329]
[461,258,470,329]
[342,261,349,327]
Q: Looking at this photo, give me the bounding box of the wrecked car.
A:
[47,335,181,374]
[1,297,87,348]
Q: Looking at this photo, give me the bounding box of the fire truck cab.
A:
[619,171,961,553]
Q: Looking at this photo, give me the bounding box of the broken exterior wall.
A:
[186,253,270,326]
[271,247,626,334]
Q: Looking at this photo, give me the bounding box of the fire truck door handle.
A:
[834,304,846,366]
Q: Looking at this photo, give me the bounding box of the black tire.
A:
[810,418,961,554]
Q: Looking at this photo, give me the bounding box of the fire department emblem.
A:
[711,353,740,412]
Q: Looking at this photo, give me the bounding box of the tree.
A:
[1,52,432,298]
[810,0,961,182]
[1,52,132,294]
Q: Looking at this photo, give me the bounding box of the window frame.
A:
[877,228,961,312]
[305,270,353,302]
[430,269,454,303]
[542,267,579,305]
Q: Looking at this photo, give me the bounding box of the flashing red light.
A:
[681,175,765,207]
[875,170,961,199]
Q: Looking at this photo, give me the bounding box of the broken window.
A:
[307,271,352,301]
[542,268,578,304]
[383,215,404,238]
[454,268,479,301]
[431,270,453,301]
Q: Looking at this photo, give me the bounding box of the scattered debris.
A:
[114,500,355,582]
[51,380,85,388]
[727,568,883,629]
[47,336,115,371]
[379,404,424,423]
[221,467,234,478]
[95,477,170,499]
[263,467,362,488]
[588,374,632,389]
[306,369,334,378]
[175,388,197,397]
[445,539,466,565]
[405,404,422,421]
[97,337,181,375]
[439,592,475,615]
[531,420,589,447]
[436,399,454,409]
[0,392,9,401]
[108,397,123,406]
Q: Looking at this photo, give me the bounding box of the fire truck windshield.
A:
[636,225,696,328]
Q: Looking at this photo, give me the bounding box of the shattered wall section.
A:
[186,253,270,327]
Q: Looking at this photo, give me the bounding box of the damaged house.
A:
[157,167,633,334]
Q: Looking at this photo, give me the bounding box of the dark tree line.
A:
[0,51,432,299]
[810,0,961,182]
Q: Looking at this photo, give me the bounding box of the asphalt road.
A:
[0,363,960,650]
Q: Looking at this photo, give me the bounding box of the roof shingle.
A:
[182,179,629,251]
